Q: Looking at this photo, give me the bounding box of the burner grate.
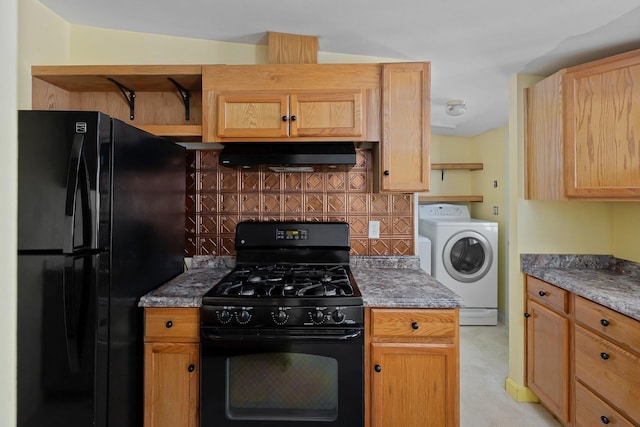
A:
[211,264,354,298]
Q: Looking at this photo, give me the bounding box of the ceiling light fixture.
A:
[445,100,467,117]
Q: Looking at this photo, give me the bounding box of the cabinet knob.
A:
[383,170,390,176]
[538,291,546,297]
[411,322,419,330]
[600,319,610,327]
[600,352,610,360]
[282,115,288,122]
[600,415,610,424]
[374,365,382,373]
[165,320,173,328]
[524,313,531,318]
[290,115,297,121]
[188,364,195,373]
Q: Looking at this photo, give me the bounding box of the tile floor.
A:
[460,322,562,427]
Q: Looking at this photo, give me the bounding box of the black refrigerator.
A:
[17,110,186,426]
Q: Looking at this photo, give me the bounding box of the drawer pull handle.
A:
[538,291,546,296]
[600,352,610,360]
[188,364,195,373]
[600,319,610,327]
[282,115,288,122]
[524,313,531,318]
[411,322,419,330]
[374,365,382,373]
[165,320,173,328]
[600,415,610,424]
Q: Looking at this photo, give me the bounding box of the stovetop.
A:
[200,221,364,328]
[205,264,357,298]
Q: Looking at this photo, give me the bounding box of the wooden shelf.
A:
[137,125,203,141]
[32,65,203,91]
[431,163,483,171]
[419,195,484,202]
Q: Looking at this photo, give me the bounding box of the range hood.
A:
[219,142,357,172]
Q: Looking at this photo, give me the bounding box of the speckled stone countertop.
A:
[139,255,462,309]
[521,254,640,321]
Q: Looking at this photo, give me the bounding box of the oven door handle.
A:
[201,328,363,342]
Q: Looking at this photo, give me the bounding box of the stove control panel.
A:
[202,305,363,327]
[275,228,308,240]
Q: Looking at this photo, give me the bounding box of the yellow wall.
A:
[470,127,508,317]
[425,134,475,197]
[612,203,640,262]
[3,0,18,423]
[18,0,70,108]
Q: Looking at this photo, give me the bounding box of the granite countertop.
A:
[521,254,640,321]
[139,255,462,309]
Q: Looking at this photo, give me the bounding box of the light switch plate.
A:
[368,220,380,238]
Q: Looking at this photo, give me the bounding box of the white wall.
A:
[1,0,18,423]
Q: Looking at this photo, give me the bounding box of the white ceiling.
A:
[38,0,640,137]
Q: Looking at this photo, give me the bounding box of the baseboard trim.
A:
[505,377,539,402]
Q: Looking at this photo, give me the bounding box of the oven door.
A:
[200,327,364,427]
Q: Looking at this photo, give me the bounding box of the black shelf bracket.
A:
[168,78,191,121]
[441,169,445,181]
[107,78,136,120]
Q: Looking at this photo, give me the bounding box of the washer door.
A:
[442,230,493,283]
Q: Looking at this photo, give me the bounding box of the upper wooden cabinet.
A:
[563,49,640,199]
[525,48,640,200]
[31,65,203,142]
[377,62,431,192]
[202,64,380,143]
[216,90,364,139]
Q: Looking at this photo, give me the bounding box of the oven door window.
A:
[227,352,338,421]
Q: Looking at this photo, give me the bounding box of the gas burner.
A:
[206,263,356,299]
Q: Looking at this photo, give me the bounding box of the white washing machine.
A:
[418,204,498,325]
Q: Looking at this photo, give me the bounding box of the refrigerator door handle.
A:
[64,134,93,254]
[63,257,81,373]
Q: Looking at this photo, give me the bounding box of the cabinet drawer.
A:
[575,326,640,424]
[526,276,569,314]
[145,308,199,342]
[575,295,640,354]
[575,381,635,427]
[370,309,456,340]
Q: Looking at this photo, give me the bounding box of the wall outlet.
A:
[493,206,499,215]
[368,220,380,238]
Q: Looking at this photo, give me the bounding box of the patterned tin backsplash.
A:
[185,149,414,257]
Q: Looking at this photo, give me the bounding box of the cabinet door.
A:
[563,49,640,199]
[524,71,566,200]
[379,63,430,192]
[144,343,199,427]
[526,299,570,424]
[217,93,290,138]
[370,343,458,427]
[291,90,364,137]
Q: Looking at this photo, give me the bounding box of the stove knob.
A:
[332,309,346,324]
[218,309,232,324]
[237,309,251,324]
[311,309,326,324]
[273,309,289,325]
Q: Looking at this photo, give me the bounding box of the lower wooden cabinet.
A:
[144,308,200,427]
[525,276,640,427]
[525,299,571,424]
[574,296,640,426]
[366,308,459,427]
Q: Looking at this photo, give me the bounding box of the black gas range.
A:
[200,222,364,427]
[200,221,363,329]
